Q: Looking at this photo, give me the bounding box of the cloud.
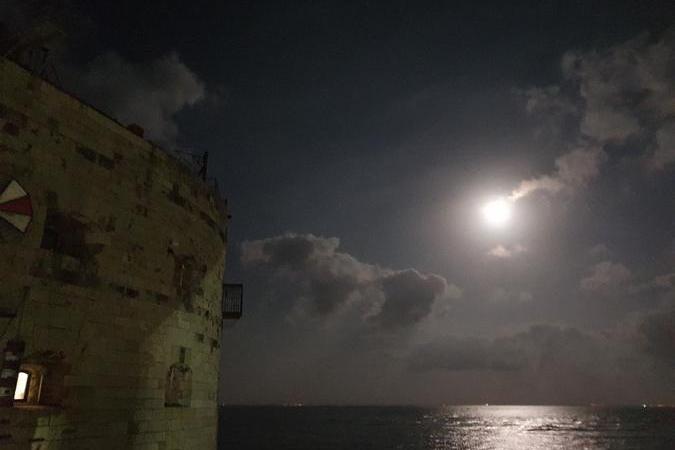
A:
[649,273,675,290]
[580,260,632,294]
[242,233,340,269]
[629,271,675,295]
[374,270,447,330]
[524,86,577,117]
[512,29,675,200]
[410,325,602,372]
[407,314,675,404]
[588,243,610,259]
[562,32,674,146]
[0,2,207,145]
[521,85,579,142]
[241,233,456,329]
[639,309,675,365]
[649,122,675,170]
[64,52,207,144]
[409,336,523,371]
[510,146,606,200]
[488,288,533,305]
[487,244,527,259]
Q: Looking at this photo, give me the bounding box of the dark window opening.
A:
[165,363,192,408]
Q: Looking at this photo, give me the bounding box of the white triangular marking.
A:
[0,211,31,232]
[0,180,27,204]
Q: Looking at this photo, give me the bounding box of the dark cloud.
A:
[0,0,64,40]
[241,233,453,327]
[0,2,207,145]
[524,86,578,118]
[254,234,339,269]
[375,270,447,330]
[511,28,675,200]
[588,243,611,259]
[63,52,207,144]
[409,336,523,371]
[487,288,533,305]
[241,234,377,316]
[410,325,600,372]
[408,319,674,403]
[651,122,675,169]
[648,273,675,290]
[580,260,632,295]
[639,309,675,365]
[562,32,675,149]
[414,311,674,362]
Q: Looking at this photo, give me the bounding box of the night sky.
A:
[4,0,674,405]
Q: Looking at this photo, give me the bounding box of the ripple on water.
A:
[218,405,675,450]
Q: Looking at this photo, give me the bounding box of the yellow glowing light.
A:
[482,198,511,227]
[14,371,29,401]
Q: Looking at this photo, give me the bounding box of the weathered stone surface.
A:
[0,57,227,449]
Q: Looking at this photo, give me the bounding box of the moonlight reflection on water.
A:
[427,405,665,449]
[219,405,675,449]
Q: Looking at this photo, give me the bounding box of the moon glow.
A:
[482,198,512,227]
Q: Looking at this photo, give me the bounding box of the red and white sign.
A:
[0,180,33,233]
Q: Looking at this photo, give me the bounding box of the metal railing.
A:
[222,284,243,320]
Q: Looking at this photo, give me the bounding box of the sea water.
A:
[219,405,675,449]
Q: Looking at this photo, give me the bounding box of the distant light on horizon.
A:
[482,198,512,228]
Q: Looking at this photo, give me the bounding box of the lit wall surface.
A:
[0,57,228,450]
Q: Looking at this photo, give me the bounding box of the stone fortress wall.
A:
[0,57,228,449]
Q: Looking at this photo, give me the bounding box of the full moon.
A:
[482,198,512,227]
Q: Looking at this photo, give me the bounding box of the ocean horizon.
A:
[221,403,674,408]
[218,404,675,449]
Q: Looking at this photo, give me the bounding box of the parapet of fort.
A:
[0,56,230,449]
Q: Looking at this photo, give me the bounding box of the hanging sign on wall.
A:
[0,180,33,233]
